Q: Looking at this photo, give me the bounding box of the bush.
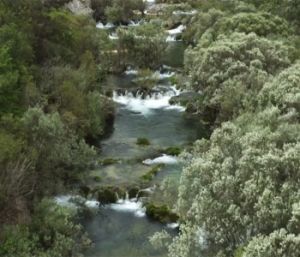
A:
[0,199,90,257]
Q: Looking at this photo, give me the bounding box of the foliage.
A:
[182,8,225,44]
[184,32,291,123]
[258,62,300,114]
[150,230,172,251]
[215,12,291,37]
[0,199,90,257]
[117,23,167,69]
[168,61,300,256]
[0,0,114,247]
[167,2,300,256]
[240,0,300,28]
[243,229,300,257]
[91,0,145,23]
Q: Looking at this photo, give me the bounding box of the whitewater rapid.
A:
[113,85,184,115]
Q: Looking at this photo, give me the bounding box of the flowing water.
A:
[82,71,203,257]
[82,4,203,256]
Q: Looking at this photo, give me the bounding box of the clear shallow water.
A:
[83,209,174,257]
[101,106,202,159]
[90,162,151,186]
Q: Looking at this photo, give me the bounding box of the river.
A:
[81,46,204,257]
[58,2,204,256]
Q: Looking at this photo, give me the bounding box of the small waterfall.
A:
[113,85,184,115]
[166,35,178,42]
[166,25,186,42]
[109,191,146,217]
[125,191,129,200]
[96,22,115,29]
[136,186,155,198]
[143,154,178,165]
[128,20,143,27]
[115,191,120,201]
[167,25,186,35]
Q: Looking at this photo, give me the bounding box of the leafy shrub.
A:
[0,199,90,257]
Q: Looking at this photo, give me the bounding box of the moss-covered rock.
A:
[136,137,151,146]
[96,187,118,204]
[79,185,91,198]
[128,186,140,198]
[145,203,179,223]
[137,189,151,198]
[100,158,120,166]
[141,164,165,181]
[164,146,182,156]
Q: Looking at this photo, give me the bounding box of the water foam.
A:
[85,200,100,208]
[154,71,175,79]
[96,22,115,29]
[167,25,186,35]
[167,222,179,229]
[173,10,198,16]
[128,20,143,27]
[143,154,178,165]
[54,195,100,209]
[166,35,178,42]
[113,86,184,115]
[54,195,75,208]
[109,198,146,217]
[125,68,139,75]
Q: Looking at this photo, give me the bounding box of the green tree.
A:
[0,199,89,257]
[117,23,167,69]
[184,32,291,123]
[168,63,300,256]
[244,229,300,257]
